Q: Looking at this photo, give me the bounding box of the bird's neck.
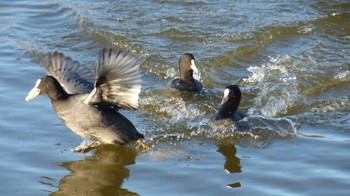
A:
[48,86,69,102]
[180,70,194,82]
[217,100,239,119]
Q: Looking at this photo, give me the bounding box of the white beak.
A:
[220,88,230,105]
[190,59,198,73]
[25,79,41,101]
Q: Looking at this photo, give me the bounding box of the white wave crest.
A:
[243,55,306,117]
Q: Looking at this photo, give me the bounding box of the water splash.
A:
[139,89,208,131]
[165,67,177,79]
[301,97,350,133]
[243,55,306,117]
[190,115,297,147]
[193,68,202,82]
[335,70,350,80]
[311,97,350,114]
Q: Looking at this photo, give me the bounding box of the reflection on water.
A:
[50,145,139,196]
[217,144,241,174]
[216,144,242,189]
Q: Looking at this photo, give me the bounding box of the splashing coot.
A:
[214,85,246,121]
[25,48,148,151]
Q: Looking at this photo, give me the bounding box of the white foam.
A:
[297,25,314,34]
[311,97,350,114]
[335,70,349,80]
[243,55,306,117]
[193,68,202,81]
[139,89,206,131]
[165,67,177,79]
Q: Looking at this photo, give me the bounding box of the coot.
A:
[25,48,147,151]
[171,53,202,92]
[214,85,246,121]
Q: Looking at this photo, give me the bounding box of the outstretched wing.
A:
[84,48,141,110]
[42,52,94,94]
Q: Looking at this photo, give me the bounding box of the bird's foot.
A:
[72,140,101,152]
[136,139,150,150]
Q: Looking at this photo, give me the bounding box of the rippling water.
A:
[1,0,349,195]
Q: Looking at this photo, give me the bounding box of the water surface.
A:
[0,0,349,195]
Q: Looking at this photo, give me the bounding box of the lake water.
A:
[1,0,349,195]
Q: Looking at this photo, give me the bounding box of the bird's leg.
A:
[136,139,150,150]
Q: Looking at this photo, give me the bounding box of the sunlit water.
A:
[1,0,349,195]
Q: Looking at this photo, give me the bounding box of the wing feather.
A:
[84,48,141,110]
[42,52,94,94]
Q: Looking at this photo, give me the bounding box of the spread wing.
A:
[84,48,141,110]
[42,52,94,94]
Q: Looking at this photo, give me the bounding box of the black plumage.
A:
[171,53,202,92]
[214,85,246,121]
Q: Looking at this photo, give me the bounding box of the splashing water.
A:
[243,55,306,117]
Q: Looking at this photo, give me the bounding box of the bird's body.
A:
[52,94,142,144]
[171,78,202,92]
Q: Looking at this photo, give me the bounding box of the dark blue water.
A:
[1,0,349,195]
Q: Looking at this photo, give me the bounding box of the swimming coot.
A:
[25,48,148,151]
[214,85,246,121]
[171,53,203,92]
